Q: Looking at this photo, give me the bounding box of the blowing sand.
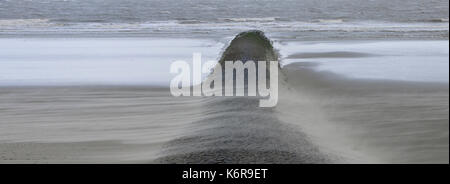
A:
[278,63,449,163]
[0,37,448,163]
[0,64,447,163]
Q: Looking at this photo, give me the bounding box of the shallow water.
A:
[0,38,448,86]
[277,40,449,82]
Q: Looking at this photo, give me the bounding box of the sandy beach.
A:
[0,67,447,163]
[0,0,448,164]
[0,38,448,163]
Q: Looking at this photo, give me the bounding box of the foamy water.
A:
[1,18,448,40]
[0,0,448,39]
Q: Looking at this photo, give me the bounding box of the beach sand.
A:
[0,38,448,163]
[0,65,447,163]
[0,0,448,164]
[279,63,449,163]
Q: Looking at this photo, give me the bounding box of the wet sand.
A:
[0,65,447,163]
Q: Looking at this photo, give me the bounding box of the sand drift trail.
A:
[154,31,331,163]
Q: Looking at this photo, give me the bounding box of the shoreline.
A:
[0,33,448,41]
